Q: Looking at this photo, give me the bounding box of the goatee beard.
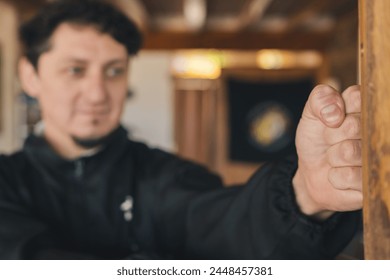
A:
[71,127,119,149]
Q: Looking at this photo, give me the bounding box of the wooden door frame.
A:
[360,0,390,259]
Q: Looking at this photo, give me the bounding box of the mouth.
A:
[77,108,110,118]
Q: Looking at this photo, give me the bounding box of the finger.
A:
[331,189,363,212]
[303,84,345,128]
[341,85,361,114]
[325,114,361,145]
[328,166,362,191]
[327,140,362,167]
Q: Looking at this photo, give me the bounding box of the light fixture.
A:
[183,0,207,30]
[256,49,323,69]
[171,51,222,79]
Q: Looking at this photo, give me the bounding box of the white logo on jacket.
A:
[120,195,133,221]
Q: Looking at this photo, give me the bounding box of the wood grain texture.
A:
[360,0,390,259]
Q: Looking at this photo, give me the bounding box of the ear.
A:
[18,57,41,98]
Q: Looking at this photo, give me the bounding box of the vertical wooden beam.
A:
[173,79,219,169]
[0,1,21,153]
[360,0,390,259]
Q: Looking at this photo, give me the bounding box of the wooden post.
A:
[360,0,390,259]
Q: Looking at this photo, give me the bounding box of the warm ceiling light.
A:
[171,51,221,79]
[256,49,323,69]
[183,0,207,30]
[256,50,285,69]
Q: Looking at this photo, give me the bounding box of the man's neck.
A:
[41,124,101,160]
[47,134,100,159]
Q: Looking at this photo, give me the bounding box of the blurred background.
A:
[0,0,358,186]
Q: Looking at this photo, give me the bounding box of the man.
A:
[0,0,362,259]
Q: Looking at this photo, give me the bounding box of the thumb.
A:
[304,84,346,128]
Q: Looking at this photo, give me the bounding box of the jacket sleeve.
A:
[154,155,361,259]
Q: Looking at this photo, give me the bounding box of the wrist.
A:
[292,169,334,221]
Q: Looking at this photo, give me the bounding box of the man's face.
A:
[33,23,129,142]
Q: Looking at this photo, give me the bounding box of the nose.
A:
[83,70,108,104]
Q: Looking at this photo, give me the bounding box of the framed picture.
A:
[227,76,314,162]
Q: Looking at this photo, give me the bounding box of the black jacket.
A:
[0,126,360,259]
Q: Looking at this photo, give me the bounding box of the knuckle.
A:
[343,86,361,110]
[343,167,361,186]
[340,140,360,162]
[340,141,354,162]
[330,167,358,188]
[353,98,361,112]
[343,116,361,138]
[343,85,361,97]
[351,92,361,109]
[344,167,356,184]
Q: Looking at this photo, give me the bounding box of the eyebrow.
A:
[105,59,128,67]
[61,58,128,66]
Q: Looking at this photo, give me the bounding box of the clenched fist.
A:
[293,85,362,220]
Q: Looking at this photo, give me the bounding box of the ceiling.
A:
[3,0,358,50]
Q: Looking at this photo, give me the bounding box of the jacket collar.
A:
[23,125,130,177]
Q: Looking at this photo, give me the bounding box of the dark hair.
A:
[19,0,143,68]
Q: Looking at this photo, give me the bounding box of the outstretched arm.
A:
[181,85,362,259]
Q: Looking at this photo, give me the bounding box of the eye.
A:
[68,66,85,76]
[105,67,125,78]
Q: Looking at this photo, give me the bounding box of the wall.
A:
[0,1,22,154]
[327,9,359,89]
[121,51,175,152]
